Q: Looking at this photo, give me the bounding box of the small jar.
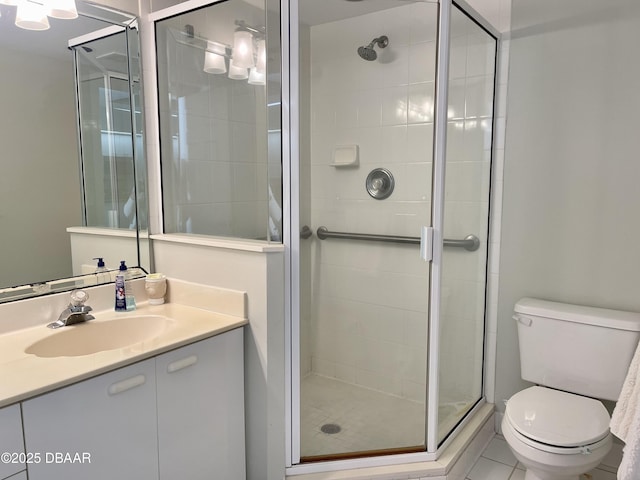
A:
[145,274,167,305]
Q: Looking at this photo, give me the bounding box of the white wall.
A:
[0,47,79,287]
[152,241,285,480]
[495,0,640,410]
[68,227,140,275]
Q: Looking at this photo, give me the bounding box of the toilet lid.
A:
[505,386,610,447]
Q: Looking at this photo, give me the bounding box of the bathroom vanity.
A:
[0,280,247,480]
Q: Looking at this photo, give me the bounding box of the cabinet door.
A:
[156,329,245,480]
[0,404,24,479]
[5,471,27,480]
[22,359,158,480]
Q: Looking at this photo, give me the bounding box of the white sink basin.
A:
[25,315,174,358]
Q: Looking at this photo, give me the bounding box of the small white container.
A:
[145,274,167,305]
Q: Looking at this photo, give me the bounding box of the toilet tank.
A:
[514,298,640,401]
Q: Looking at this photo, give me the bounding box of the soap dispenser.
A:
[115,260,136,311]
[114,261,127,312]
[121,261,136,311]
[93,257,110,284]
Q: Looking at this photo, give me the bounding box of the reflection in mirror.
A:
[155,0,282,243]
[73,29,147,231]
[0,1,149,304]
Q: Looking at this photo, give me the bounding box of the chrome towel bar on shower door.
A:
[314,226,480,252]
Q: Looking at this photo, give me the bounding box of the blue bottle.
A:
[114,261,127,312]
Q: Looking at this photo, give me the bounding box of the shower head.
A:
[357,35,389,61]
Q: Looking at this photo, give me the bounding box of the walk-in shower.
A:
[288,0,498,471]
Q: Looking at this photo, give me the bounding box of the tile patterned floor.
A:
[300,374,470,458]
[300,374,425,457]
[467,436,618,480]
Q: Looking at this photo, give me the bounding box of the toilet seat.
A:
[503,415,611,455]
[505,386,610,453]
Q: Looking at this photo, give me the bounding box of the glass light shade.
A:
[0,0,18,6]
[248,67,265,86]
[204,51,226,74]
[255,39,266,75]
[228,62,248,80]
[231,30,255,69]
[15,0,50,31]
[48,0,78,19]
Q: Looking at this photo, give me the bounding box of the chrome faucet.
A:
[47,290,95,329]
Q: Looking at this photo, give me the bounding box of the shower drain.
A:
[320,423,341,434]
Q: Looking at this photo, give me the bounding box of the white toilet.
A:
[502,298,640,480]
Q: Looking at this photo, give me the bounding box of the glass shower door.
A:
[296,0,439,460]
[436,4,497,444]
[293,0,497,464]
[74,31,138,230]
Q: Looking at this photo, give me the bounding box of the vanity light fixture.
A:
[248,67,265,86]
[47,0,78,19]
[228,61,248,80]
[203,41,227,74]
[231,29,255,69]
[255,38,266,75]
[15,0,50,31]
[11,0,79,30]
[195,21,266,86]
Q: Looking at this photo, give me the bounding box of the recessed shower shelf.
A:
[331,145,359,167]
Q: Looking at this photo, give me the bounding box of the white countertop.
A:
[0,301,247,408]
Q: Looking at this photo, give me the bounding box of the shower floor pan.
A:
[300,374,470,459]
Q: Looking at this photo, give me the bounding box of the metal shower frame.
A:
[284,0,501,475]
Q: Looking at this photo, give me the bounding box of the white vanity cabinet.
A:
[0,404,25,479]
[156,328,245,480]
[5,472,26,480]
[22,359,159,480]
[18,327,245,480]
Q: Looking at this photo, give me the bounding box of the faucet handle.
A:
[70,289,90,307]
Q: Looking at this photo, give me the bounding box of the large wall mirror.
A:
[0,0,149,303]
[154,0,282,243]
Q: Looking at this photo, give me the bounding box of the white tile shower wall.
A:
[175,50,267,237]
[157,2,269,240]
[305,3,436,402]
[305,3,494,403]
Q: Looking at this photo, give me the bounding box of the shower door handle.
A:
[420,226,433,262]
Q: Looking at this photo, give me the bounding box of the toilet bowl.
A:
[503,298,640,480]
[502,386,612,480]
